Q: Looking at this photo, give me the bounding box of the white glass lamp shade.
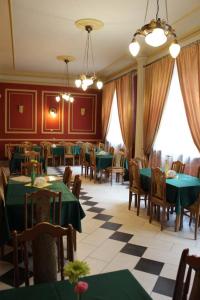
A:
[62,93,70,101]
[69,96,74,103]
[82,83,88,91]
[83,77,93,87]
[129,39,140,56]
[97,80,103,89]
[145,28,167,47]
[55,95,61,102]
[75,79,81,88]
[169,41,181,58]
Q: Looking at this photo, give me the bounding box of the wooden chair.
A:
[134,156,148,169]
[71,175,82,251]
[24,151,40,162]
[173,248,200,300]
[24,189,62,229]
[109,146,115,155]
[0,167,8,197]
[106,152,125,185]
[64,143,75,166]
[63,166,72,189]
[13,222,74,287]
[89,149,97,182]
[80,147,90,177]
[21,162,42,176]
[72,175,82,200]
[0,189,5,258]
[128,160,148,215]
[197,166,200,178]
[180,194,200,240]
[149,168,174,231]
[44,144,53,166]
[171,160,185,173]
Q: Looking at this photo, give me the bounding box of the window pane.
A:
[106,91,124,147]
[153,63,199,160]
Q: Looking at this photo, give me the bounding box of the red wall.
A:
[0,82,102,159]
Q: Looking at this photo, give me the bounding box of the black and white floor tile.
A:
[1,166,200,299]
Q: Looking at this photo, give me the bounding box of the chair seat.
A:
[130,186,147,196]
[151,196,172,208]
[106,167,124,173]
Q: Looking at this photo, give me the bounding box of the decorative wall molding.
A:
[5,88,37,133]
[41,91,64,134]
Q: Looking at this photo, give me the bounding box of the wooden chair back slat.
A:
[171,161,185,173]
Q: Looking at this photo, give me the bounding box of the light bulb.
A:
[75,79,81,88]
[145,28,167,47]
[69,96,74,103]
[97,80,103,89]
[83,78,93,86]
[82,83,88,91]
[62,93,69,101]
[55,95,61,102]
[129,39,140,56]
[169,41,181,58]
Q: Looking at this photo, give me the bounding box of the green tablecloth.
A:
[10,153,46,173]
[0,269,152,300]
[140,168,200,214]
[85,152,113,171]
[52,145,81,157]
[1,179,85,245]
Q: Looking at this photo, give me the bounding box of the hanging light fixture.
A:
[55,55,75,103]
[129,0,181,58]
[75,18,104,91]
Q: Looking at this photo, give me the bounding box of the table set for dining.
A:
[0,175,85,246]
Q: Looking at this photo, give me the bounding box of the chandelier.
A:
[129,0,181,58]
[75,19,104,91]
[55,56,75,103]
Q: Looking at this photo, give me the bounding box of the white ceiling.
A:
[0,0,200,82]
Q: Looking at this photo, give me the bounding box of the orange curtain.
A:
[116,73,133,157]
[177,43,200,152]
[143,56,174,156]
[102,81,115,140]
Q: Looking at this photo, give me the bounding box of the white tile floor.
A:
[1,166,200,300]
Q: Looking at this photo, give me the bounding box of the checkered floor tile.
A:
[1,165,198,300]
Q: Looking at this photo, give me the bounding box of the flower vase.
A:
[31,169,36,186]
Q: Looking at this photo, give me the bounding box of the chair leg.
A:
[137,195,140,216]
[128,191,132,210]
[0,245,4,259]
[161,206,166,231]
[149,203,153,224]
[73,229,77,251]
[194,213,199,240]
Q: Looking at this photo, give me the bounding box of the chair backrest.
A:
[129,160,141,190]
[64,143,74,155]
[13,222,74,287]
[171,160,185,173]
[134,156,148,169]
[197,166,200,179]
[98,142,105,150]
[24,189,62,229]
[109,146,115,155]
[112,152,124,168]
[24,151,40,162]
[173,248,200,300]
[21,162,42,176]
[72,175,82,200]
[0,167,8,197]
[90,149,96,167]
[151,168,166,202]
[63,166,72,188]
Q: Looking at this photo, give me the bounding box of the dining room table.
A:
[0,269,153,300]
[140,168,200,230]
[85,152,113,172]
[10,152,46,174]
[0,176,85,246]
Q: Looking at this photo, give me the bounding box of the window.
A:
[106,91,124,147]
[153,63,199,161]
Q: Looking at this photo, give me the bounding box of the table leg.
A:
[175,214,181,232]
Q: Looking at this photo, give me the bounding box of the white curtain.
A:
[106,91,124,147]
[153,63,200,164]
